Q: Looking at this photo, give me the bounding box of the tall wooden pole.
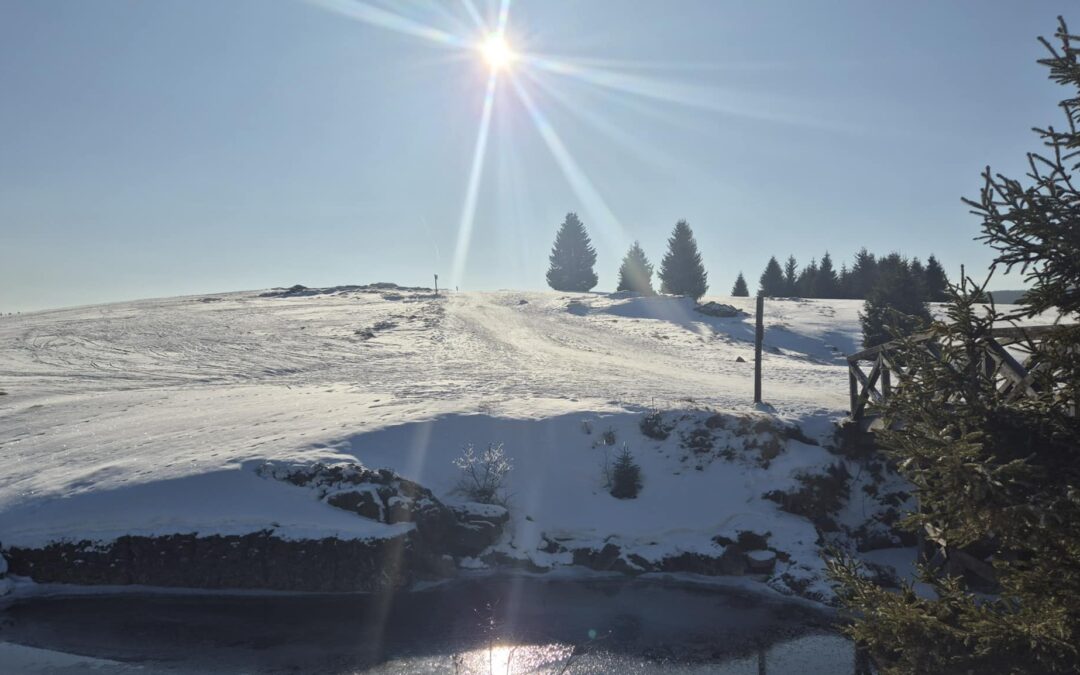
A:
[434,273,439,296]
[754,293,764,404]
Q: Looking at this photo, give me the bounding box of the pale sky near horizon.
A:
[1,1,1075,312]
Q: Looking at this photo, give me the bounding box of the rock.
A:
[660,547,746,576]
[694,302,744,318]
[736,530,771,550]
[572,543,623,572]
[566,301,589,316]
[420,553,459,580]
[735,356,746,363]
[448,520,501,557]
[326,489,383,521]
[745,549,777,574]
[385,496,414,524]
[453,502,510,526]
[719,546,748,575]
[4,532,412,592]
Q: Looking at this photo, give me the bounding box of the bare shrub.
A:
[453,443,513,505]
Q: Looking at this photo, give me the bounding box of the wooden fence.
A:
[846,325,1062,421]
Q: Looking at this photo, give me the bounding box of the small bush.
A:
[453,443,512,505]
[610,447,643,499]
[639,411,672,440]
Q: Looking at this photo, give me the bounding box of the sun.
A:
[480,33,515,71]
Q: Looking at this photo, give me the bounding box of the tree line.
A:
[546,214,709,299]
[742,249,949,302]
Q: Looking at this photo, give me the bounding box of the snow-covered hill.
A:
[0,286,1026,599]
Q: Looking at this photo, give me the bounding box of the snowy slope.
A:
[0,287,1044,596]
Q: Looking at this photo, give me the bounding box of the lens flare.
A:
[481,33,515,70]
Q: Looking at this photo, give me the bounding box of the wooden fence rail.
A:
[847,325,1062,421]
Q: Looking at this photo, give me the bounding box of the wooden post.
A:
[434,273,439,296]
[849,366,859,416]
[754,293,764,404]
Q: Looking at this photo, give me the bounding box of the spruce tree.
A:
[758,256,786,297]
[796,258,819,298]
[658,220,708,299]
[848,248,878,299]
[816,251,841,298]
[546,212,598,292]
[610,446,643,499]
[784,255,799,296]
[924,254,950,302]
[731,272,749,297]
[839,263,852,298]
[859,261,931,348]
[833,21,1080,672]
[909,257,929,300]
[616,241,655,295]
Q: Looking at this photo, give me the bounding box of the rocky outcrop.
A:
[694,302,744,318]
[258,462,508,561]
[5,531,410,592]
[3,463,510,592]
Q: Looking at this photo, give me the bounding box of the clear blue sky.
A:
[1,1,1074,311]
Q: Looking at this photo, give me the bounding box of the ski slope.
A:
[0,286,1036,595]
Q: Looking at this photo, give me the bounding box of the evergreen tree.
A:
[616,241,655,295]
[859,261,931,348]
[796,258,819,298]
[833,23,1080,671]
[909,257,929,300]
[816,252,841,298]
[731,272,749,297]
[784,255,799,296]
[610,446,643,499]
[924,254,950,302]
[659,220,708,299]
[848,248,878,299]
[839,263,852,298]
[758,256,786,297]
[546,213,598,292]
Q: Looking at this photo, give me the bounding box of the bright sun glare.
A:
[480,33,514,70]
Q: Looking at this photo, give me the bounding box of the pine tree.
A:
[784,255,799,296]
[616,241,655,295]
[909,257,929,300]
[610,446,643,499]
[839,263,852,298]
[833,21,1080,671]
[659,220,708,299]
[731,272,749,297]
[859,260,931,348]
[796,258,819,298]
[924,254,950,302]
[816,251,841,298]
[546,213,598,292]
[758,256,786,297]
[848,248,878,299]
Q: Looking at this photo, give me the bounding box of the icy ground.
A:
[0,287,1040,599]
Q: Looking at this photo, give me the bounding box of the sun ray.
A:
[305,0,467,48]
[521,68,685,173]
[450,70,499,290]
[496,0,512,34]
[523,52,844,131]
[509,75,627,253]
[459,0,486,31]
